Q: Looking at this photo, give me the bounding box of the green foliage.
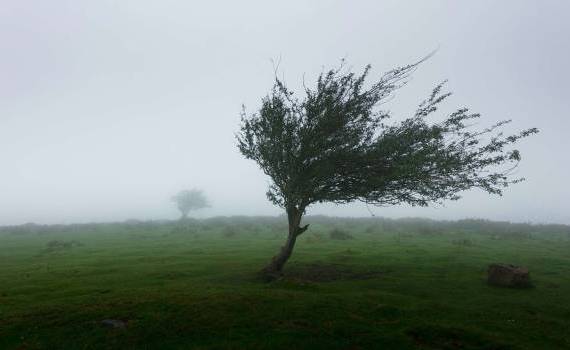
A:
[237,59,538,212]
[171,189,209,219]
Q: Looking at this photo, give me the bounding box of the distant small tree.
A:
[237,58,538,279]
[172,189,209,220]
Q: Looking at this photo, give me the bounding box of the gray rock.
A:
[487,263,531,288]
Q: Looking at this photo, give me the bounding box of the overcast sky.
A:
[0,1,568,225]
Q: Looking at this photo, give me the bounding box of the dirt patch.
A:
[284,262,382,282]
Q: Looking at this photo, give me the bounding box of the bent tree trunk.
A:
[261,206,309,280]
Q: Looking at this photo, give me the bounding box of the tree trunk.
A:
[260,206,309,281]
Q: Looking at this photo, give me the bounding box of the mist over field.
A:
[1,1,568,226]
[2,3,570,349]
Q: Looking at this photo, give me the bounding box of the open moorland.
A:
[1,217,569,349]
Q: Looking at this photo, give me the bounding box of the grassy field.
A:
[1,216,569,349]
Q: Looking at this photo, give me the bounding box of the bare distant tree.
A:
[172,189,209,220]
[237,57,538,279]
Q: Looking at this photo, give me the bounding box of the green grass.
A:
[1,217,569,349]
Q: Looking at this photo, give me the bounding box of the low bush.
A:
[329,228,353,240]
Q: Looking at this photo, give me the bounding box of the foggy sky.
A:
[1,1,568,225]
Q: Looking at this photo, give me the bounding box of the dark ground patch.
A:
[406,325,513,350]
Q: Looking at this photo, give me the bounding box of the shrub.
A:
[329,228,354,240]
[44,240,83,253]
[365,224,382,234]
[222,226,238,238]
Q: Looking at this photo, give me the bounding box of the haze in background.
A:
[1,1,568,225]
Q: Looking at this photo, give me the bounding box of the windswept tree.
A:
[237,58,538,279]
[172,189,209,220]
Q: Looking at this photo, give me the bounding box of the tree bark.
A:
[260,206,309,281]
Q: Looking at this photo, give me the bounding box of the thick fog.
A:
[1,1,568,225]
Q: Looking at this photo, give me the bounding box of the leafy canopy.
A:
[237,59,538,212]
[172,189,209,217]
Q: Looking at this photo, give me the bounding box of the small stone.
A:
[101,319,127,329]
